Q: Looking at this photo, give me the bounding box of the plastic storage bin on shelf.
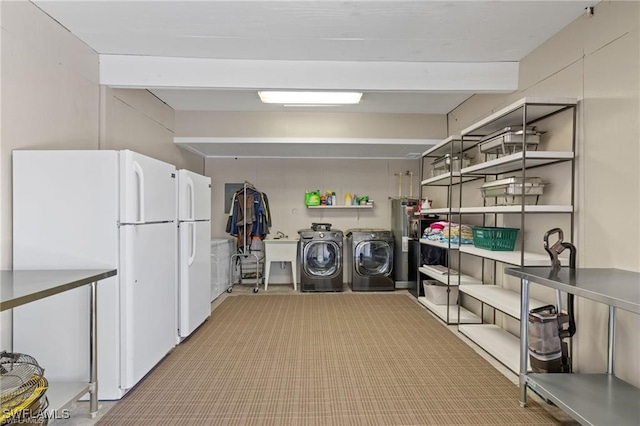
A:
[423,280,459,305]
[478,126,541,156]
[431,153,471,177]
[472,227,519,251]
[480,177,547,205]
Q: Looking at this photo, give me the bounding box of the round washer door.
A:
[354,240,392,276]
[303,240,341,277]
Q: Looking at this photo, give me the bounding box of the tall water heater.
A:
[390,198,420,289]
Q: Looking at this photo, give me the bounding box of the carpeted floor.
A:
[97,294,567,425]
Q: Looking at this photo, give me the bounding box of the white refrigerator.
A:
[12,150,177,400]
[176,169,211,340]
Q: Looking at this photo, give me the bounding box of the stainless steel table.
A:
[506,267,640,426]
[1,269,117,418]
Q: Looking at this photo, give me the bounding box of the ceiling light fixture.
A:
[258,91,362,105]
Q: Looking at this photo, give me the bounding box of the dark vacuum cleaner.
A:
[527,228,577,373]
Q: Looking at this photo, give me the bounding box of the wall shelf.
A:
[307,205,373,209]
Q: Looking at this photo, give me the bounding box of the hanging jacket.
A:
[226,187,271,246]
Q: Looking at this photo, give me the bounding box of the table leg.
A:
[264,261,271,291]
[607,306,616,375]
[292,261,297,291]
[89,281,98,417]
[519,278,530,407]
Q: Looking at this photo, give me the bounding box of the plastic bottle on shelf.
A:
[345,193,352,206]
[331,192,337,206]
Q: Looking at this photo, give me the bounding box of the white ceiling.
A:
[32,0,593,157]
[33,0,592,114]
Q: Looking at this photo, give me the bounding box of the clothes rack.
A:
[226,181,271,293]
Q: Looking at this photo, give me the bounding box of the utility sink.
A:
[268,232,298,242]
[264,237,299,291]
[267,237,299,243]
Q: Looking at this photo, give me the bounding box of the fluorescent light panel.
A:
[258,91,362,105]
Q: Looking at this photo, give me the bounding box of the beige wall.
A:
[447,1,639,386]
[177,110,445,140]
[1,0,101,270]
[0,3,197,351]
[100,87,202,172]
[1,0,101,350]
[205,157,421,283]
[180,86,448,285]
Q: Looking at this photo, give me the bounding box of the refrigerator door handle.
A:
[133,161,145,223]
[186,177,195,220]
[188,222,197,265]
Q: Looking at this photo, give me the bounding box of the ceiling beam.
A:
[99,55,518,92]
[174,137,440,159]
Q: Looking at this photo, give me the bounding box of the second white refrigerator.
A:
[177,169,212,340]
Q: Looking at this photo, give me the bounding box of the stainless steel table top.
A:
[0,269,117,311]
[505,267,640,314]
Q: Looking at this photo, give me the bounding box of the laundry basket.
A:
[1,351,49,425]
[472,227,519,251]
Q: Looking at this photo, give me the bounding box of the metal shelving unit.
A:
[418,136,481,325]
[506,267,640,425]
[455,97,578,373]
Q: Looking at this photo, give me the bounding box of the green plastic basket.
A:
[472,227,519,251]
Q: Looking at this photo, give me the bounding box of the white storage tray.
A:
[479,127,541,155]
[431,154,471,176]
[480,177,546,205]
